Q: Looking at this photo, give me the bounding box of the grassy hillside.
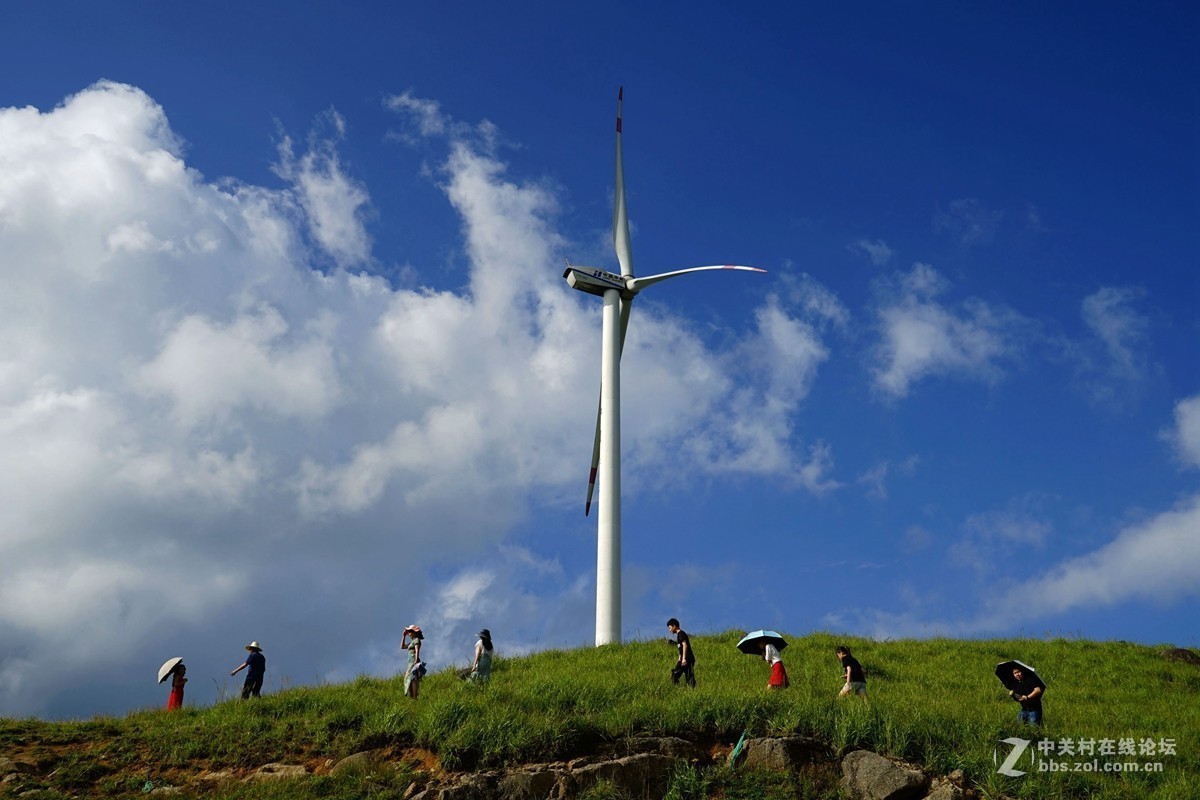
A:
[1,632,1197,799]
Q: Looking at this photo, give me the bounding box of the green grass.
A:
[1,632,1197,799]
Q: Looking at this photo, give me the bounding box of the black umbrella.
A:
[995,660,1040,692]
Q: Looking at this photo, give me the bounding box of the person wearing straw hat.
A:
[230,641,266,699]
[401,626,424,699]
[468,629,493,685]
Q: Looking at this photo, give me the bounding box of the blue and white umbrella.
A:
[736,630,787,655]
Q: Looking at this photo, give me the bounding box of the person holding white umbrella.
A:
[157,657,186,710]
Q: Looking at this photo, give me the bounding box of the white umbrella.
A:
[157,657,183,684]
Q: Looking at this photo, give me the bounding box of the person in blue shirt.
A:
[231,641,266,699]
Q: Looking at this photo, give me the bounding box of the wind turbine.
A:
[563,88,765,646]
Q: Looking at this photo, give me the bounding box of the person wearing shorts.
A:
[836,645,867,699]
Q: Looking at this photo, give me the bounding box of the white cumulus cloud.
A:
[848,238,894,266]
[1166,394,1200,468]
[0,82,820,716]
[983,494,1200,625]
[871,263,1026,398]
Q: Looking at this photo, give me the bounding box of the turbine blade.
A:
[585,400,600,516]
[586,294,633,516]
[614,87,634,278]
[626,264,766,292]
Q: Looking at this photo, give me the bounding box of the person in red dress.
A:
[166,662,187,710]
[759,641,789,689]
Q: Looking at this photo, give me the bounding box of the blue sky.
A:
[0,3,1196,718]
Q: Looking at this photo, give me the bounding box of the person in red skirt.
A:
[167,661,187,710]
[759,641,789,689]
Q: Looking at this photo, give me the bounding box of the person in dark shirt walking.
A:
[231,641,266,699]
[836,645,867,699]
[667,618,696,687]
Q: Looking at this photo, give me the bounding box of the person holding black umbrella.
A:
[1007,664,1046,725]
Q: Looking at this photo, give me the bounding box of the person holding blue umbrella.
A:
[737,630,789,689]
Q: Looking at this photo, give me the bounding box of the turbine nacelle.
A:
[563,264,630,298]
[566,262,766,301]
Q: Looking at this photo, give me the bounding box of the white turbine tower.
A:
[563,88,765,646]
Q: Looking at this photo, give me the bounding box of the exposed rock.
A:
[840,750,929,800]
[148,787,183,796]
[1160,647,1200,666]
[331,749,389,775]
[499,764,565,800]
[198,770,235,781]
[568,753,676,799]
[438,771,502,799]
[742,736,831,771]
[0,756,36,776]
[626,736,704,761]
[244,763,309,781]
[923,779,965,800]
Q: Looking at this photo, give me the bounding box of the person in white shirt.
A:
[759,641,789,689]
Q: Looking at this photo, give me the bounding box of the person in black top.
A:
[1009,666,1045,725]
[836,645,867,699]
[667,618,696,687]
